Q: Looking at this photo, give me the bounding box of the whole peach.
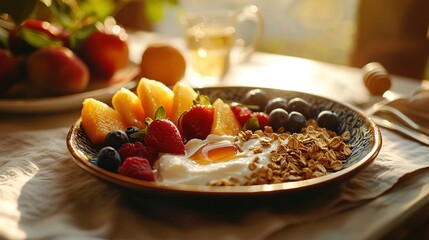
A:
[78,28,129,79]
[26,46,90,96]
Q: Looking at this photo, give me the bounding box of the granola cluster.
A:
[208,120,352,186]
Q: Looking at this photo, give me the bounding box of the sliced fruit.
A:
[171,81,198,126]
[136,78,174,119]
[112,87,146,129]
[81,98,126,145]
[211,98,241,136]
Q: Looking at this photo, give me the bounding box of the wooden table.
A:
[0,31,427,239]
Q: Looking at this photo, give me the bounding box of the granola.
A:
[208,120,352,186]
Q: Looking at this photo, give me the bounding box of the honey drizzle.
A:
[189,141,242,165]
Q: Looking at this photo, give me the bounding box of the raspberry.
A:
[118,157,155,181]
[117,141,159,166]
[252,112,269,129]
[230,104,253,126]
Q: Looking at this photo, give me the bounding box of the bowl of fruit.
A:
[0,15,139,113]
[67,78,382,197]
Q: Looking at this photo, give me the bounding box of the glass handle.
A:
[233,5,264,63]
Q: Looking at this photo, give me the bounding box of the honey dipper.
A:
[362,62,392,95]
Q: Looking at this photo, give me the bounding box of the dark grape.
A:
[317,110,339,131]
[287,97,313,119]
[264,97,288,114]
[268,108,289,132]
[97,146,121,172]
[242,89,269,111]
[285,111,306,133]
[104,130,129,149]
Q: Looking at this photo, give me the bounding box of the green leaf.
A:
[154,106,166,120]
[78,0,115,22]
[48,0,115,29]
[49,0,80,29]
[144,0,165,23]
[130,130,146,140]
[0,28,8,48]
[193,94,211,106]
[21,28,63,48]
[68,23,96,51]
[0,0,38,24]
[243,118,259,132]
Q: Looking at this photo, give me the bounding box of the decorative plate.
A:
[67,86,382,197]
[0,63,139,113]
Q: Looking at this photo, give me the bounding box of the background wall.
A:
[153,0,359,66]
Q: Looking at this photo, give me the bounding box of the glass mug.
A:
[180,5,263,83]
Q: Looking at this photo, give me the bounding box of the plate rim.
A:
[66,86,382,196]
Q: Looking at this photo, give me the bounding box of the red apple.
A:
[0,49,18,93]
[78,25,129,79]
[26,46,89,96]
[8,19,69,55]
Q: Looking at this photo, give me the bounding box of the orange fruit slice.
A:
[139,44,186,86]
[81,98,126,145]
[136,78,174,119]
[171,81,198,126]
[112,87,146,129]
[211,98,241,136]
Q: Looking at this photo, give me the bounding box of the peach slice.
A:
[211,98,241,136]
[112,87,146,129]
[81,98,126,145]
[171,81,198,126]
[136,78,174,119]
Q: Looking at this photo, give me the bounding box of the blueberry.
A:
[104,130,128,149]
[242,89,269,111]
[268,108,289,132]
[287,97,313,120]
[96,146,121,172]
[89,158,98,166]
[317,110,339,131]
[125,126,141,143]
[285,111,306,133]
[265,97,288,114]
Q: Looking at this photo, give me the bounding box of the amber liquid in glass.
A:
[186,26,236,77]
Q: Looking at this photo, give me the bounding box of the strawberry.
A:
[117,141,158,166]
[230,104,253,126]
[252,112,269,129]
[180,104,214,141]
[118,157,155,181]
[144,107,185,154]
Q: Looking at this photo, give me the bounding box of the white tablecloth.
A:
[0,123,428,239]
